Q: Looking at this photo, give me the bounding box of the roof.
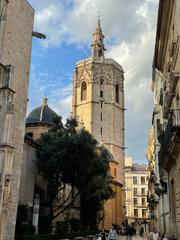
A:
[132,163,147,172]
[105,149,114,161]
[26,98,58,126]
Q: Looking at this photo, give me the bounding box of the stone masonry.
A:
[72,22,125,228]
[0,1,34,239]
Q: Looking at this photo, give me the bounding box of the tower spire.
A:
[91,14,106,59]
[98,10,101,26]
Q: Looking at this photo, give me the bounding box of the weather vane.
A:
[98,10,101,26]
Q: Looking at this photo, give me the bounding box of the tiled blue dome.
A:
[26,98,58,125]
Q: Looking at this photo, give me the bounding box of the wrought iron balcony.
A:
[157,119,165,142]
[163,36,180,117]
[149,213,157,220]
[147,194,159,204]
[159,109,180,169]
[163,72,179,118]
[155,181,167,196]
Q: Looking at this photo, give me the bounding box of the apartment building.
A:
[151,0,180,238]
[125,157,148,232]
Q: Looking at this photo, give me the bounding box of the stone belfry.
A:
[72,20,125,228]
[91,17,106,59]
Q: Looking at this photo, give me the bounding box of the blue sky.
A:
[28,0,158,163]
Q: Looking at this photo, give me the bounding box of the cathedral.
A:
[18,20,126,230]
[0,1,125,237]
[72,20,125,228]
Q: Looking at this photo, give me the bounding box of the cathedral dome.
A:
[26,98,58,126]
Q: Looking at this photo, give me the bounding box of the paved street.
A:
[118,235,148,240]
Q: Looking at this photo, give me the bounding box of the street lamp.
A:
[32,31,46,39]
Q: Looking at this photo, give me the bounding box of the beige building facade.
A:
[72,21,125,228]
[151,0,180,238]
[0,1,34,239]
[125,157,148,232]
[147,128,161,232]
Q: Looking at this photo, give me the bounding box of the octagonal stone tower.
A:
[72,20,125,228]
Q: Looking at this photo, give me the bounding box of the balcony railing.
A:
[157,119,165,142]
[163,72,179,118]
[159,109,180,169]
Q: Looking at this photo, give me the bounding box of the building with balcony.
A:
[147,128,159,231]
[151,0,180,238]
[125,157,148,233]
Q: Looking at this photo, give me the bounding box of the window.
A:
[170,179,176,222]
[134,209,138,217]
[100,112,102,121]
[81,81,87,101]
[141,177,145,185]
[26,132,33,138]
[141,188,145,195]
[100,79,104,85]
[142,198,146,206]
[100,90,103,98]
[4,65,12,87]
[114,168,117,177]
[115,84,119,103]
[133,198,138,206]
[133,176,137,184]
[100,127,102,135]
[100,102,103,108]
[133,188,137,195]
[98,49,102,57]
[0,2,7,55]
[142,209,146,218]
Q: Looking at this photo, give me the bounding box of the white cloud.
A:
[27,67,72,120]
[30,0,158,47]
[51,95,72,122]
[28,0,159,162]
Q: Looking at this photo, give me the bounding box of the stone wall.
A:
[152,0,180,238]
[73,57,125,228]
[26,124,50,140]
[19,140,38,206]
[0,1,34,239]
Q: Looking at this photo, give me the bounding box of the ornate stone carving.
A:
[5,91,13,113]
[76,62,92,87]
[3,65,13,88]
[2,175,11,206]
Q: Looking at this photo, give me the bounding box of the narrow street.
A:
[0,1,179,240]
[118,235,148,240]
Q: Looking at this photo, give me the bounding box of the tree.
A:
[36,117,114,229]
[15,204,35,237]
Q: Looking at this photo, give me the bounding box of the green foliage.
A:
[38,216,51,234]
[15,204,35,236]
[15,230,97,240]
[36,117,115,229]
[55,218,81,234]
[16,204,28,223]
[55,220,70,234]
[68,218,81,232]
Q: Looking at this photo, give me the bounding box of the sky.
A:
[28,0,159,163]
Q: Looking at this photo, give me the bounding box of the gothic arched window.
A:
[81,81,87,101]
[115,84,119,103]
[100,79,104,85]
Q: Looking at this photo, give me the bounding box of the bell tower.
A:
[72,20,125,228]
[91,17,106,59]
